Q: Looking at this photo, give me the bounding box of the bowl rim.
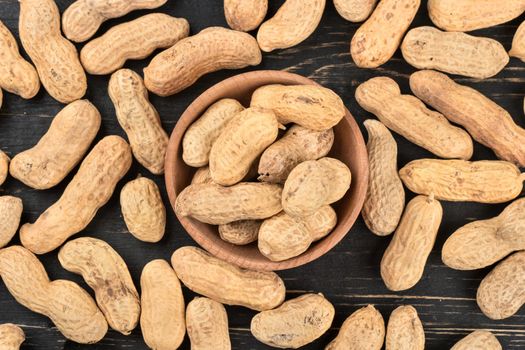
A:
[165,70,369,271]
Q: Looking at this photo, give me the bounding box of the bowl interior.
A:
[165,70,369,271]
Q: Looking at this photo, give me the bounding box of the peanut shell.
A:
[191,166,214,185]
[186,297,231,350]
[450,330,501,350]
[0,196,23,249]
[224,0,268,32]
[219,220,261,245]
[386,305,425,350]
[510,21,525,62]
[0,324,25,350]
[0,150,9,186]
[333,0,377,22]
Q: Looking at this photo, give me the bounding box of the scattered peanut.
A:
[510,21,525,62]
[251,293,335,349]
[109,69,168,175]
[141,259,186,350]
[186,297,231,350]
[0,196,23,249]
[0,245,108,343]
[19,0,86,103]
[333,0,377,22]
[171,246,286,311]
[19,136,132,254]
[0,150,9,186]
[144,27,262,96]
[219,220,261,245]
[450,330,501,350]
[9,100,101,189]
[355,77,473,160]
[224,0,268,32]
[386,305,425,350]
[0,324,24,350]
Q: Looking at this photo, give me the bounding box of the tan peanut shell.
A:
[401,26,509,79]
[81,14,189,75]
[381,195,442,291]
[171,246,286,311]
[442,198,525,270]
[350,0,420,68]
[144,27,262,96]
[451,330,502,350]
[192,166,214,185]
[251,293,335,349]
[0,324,25,350]
[0,150,9,186]
[427,0,525,32]
[400,159,525,204]
[0,246,108,343]
[0,196,23,249]
[258,206,337,261]
[141,259,186,350]
[477,251,525,320]
[210,108,278,186]
[0,21,39,99]
[183,99,244,167]
[410,70,525,166]
[510,21,525,62]
[355,77,473,160]
[219,220,261,245]
[258,125,334,183]
[9,100,101,189]
[362,120,404,236]
[175,182,282,225]
[19,136,132,254]
[58,237,140,335]
[333,0,377,22]
[386,305,425,350]
[257,0,326,52]
[62,0,168,43]
[19,0,86,103]
[186,297,231,350]
[120,177,166,243]
[109,69,168,175]
[251,84,345,131]
[325,305,385,350]
[282,157,351,217]
[224,0,268,32]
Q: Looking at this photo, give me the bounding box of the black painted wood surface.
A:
[0,1,524,349]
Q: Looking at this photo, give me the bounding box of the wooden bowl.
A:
[165,70,369,271]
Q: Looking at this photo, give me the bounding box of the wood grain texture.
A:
[0,0,524,349]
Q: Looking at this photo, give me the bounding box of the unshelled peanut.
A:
[333,0,377,22]
[386,305,425,350]
[0,324,25,350]
[0,150,9,186]
[9,100,101,189]
[171,246,286,311]
[186,297,231,350]
[0,246,108,343]
[20,136,132,254]
[224,0,268,32]
[0,196,23,249]
[219,220,261,245]
[191,166,214,185]
[450,330,501,350]
[251,293,335,349]
[510,21,525,62]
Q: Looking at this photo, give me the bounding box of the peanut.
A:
[0,246,108,343]
[224,0,268,32]
[186,297,231,350]
[62,0,168,43]
[144,27,262,96]
[333,0,377,22]
[257,0,326,52]
[209,108,278,186]
[510,21,525,62]
[399,159,525,204]
[250,293,335,349]
[477,251,525,320]
[20,136,132,254]
[19,0,86,103]
[9,100,101,189]
[401,26,509,79]
[362,120,404,236]
[175,182,282,225]
[427,0,525,32]
[192,167,214,185]
[81,14,189,75]
[442,198,525,270]
[258,125,334,183]
[350,0,420,68]
[326,305,385,350]
[219,220,261,245]
[0,20,39,99]
[381,195,442,291]
[355,77,473,160]
[120,177,166,243]
[410,70,525,166]
[451,330,501,350]
[386,305,425,350]
[251,84,345,131]
[282,157,351,217]
[109,69,168,175]
[171,246,286,311]
[141,259,186,350]
[258,206,337,261]
[0,196,23,249]
[0,324,24,350]
[0,150,9,186]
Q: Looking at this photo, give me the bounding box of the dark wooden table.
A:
[0,1,524,349]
